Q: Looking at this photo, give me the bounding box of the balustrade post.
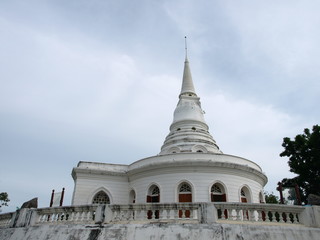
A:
[257,210,262,222]
[181,210,186,219]
[236,209,242,221]
[250,210,256,221]
[69,212,75,221]
[189,209,194,219]
[219,208,224,220]
[174,209,179,220]
[159,209,164,220]
[151,210,156,220]
[168,209,174,219]
[279,212,285,223]
[271,211,277,222]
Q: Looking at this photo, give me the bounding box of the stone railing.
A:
[214,202,305,224]
[104,203,202,223]
[35,205,98,225]
[0,203,319,228]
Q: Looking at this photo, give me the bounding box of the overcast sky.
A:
[1,0,319,212]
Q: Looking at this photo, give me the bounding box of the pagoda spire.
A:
[180,37,196,97]
[159,43,222,155]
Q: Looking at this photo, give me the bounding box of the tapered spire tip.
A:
[184,36,188,61]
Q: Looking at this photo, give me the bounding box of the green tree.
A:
[0,192,10,211]
[264,192,279,204]
[280,125,320,203]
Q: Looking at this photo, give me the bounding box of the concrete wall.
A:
[1,223,320,240]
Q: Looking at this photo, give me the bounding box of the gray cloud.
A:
[0,0,319,212]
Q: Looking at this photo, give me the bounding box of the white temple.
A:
[71,54,268,207]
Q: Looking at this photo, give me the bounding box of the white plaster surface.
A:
[1,223,320,240]
[72,152,267,206]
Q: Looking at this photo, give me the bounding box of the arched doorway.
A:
[146,185,160,203]
[178,182,192,218]
[146,185,160,219]
[92,191,110,204]
[240,186,251,220]
[211,183,227,219]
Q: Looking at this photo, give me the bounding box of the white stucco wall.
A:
[72,173,129,205]
[1,223,320,240]
[130,170,263,203]
[72,152,266,205]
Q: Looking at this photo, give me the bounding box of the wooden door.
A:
[211,194,226,202]
[179,193,192,218]
[241,197,249,219]
[147,195,159,219]
[211,194,227,218]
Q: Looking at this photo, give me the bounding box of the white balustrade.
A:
[214,203,304,225]
[34,205,98,225]
[0,202,316,228]
[104,203,201,223]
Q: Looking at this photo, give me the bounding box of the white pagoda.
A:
[71,54,268,207]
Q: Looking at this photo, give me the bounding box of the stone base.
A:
[1,223,320,240]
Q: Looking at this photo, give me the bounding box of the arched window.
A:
[211,183,226,202]
[92,191,110,204]
[129,190,136,203]
[179,183,192,193]
[240,186,251,203]
[241,190,246,197]
[146,185,160,203]
[168,147,180,154]
[192,145,207,153]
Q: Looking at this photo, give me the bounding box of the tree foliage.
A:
[280,125,320,203]
[0,192,10,211]
[264,192,279,204]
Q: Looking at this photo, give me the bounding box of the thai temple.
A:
[71,53,268,206]
[1,50,319,240]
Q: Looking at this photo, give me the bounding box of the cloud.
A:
[201,90,311,192]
